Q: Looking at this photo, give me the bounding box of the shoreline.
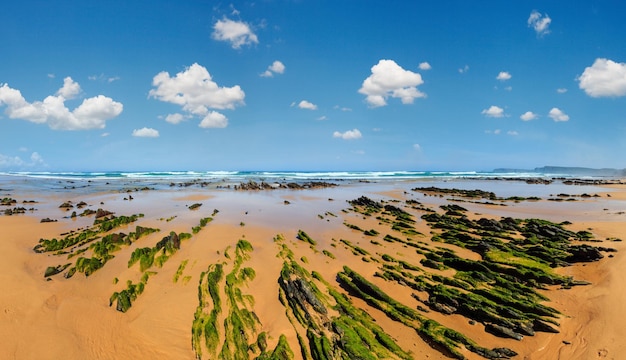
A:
[1,178,624,359]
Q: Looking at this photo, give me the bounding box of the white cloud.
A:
[47,74,55,79]
[89,74,121,83]
[30,152,44,164]
[261,60,286,77]
[229,4,240,16]
[548,107,569,122]
[507,131,519,136]
[132,127,159,137]
[413,144,421,151]
[212,17,258,49]
[165,113,186,124]
[520,111,538,121]
[496,71,512,81]
[528,10,551,36]
[101,132,110,137]
[359,59,426,107]
[481,105,505,118]
[0,79,123,130]
[56,77,81,99]
[578,58,626,97]
[317,115,327,121]
[199,111,228,128]
[419,62,432,70]
[298,100,317,110]
[0,151,45,168]
[557,88,568,94]
[0,154,24,167]
[459,65,469,74]
[333,129,362,140]
[149,63,244,128]
[333,105,352,112]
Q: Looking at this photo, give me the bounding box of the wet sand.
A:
[0,178,625,359]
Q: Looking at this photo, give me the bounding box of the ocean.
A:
[0,169,559,181]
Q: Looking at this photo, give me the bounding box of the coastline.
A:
[1,176,624,359]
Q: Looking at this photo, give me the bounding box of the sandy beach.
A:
[1,177,624,360]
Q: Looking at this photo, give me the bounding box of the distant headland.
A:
[494,166,626,177]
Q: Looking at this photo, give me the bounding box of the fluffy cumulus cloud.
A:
[520,111,538,121]
[260,60,285,77]
[132,127,159,137]
[0,151,45,168]
[297,100,317,110]
[0,77,123,130]
[57,77,81,98]
[419,62,431,70]
[333,129,362,140]
[496,71,512,81]
[212,17,258,49]
[528,10,551,36]
[149,63,244,128]
[548,107,569,122]
[199,111,228,128]
[359,59,426,107]
[165,113,186,124]
[578,58,626,97]
[458,65,469,74]
[481,105,505,118]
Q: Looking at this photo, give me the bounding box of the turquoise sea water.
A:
[0,170,560,181]
[0,169,617,199]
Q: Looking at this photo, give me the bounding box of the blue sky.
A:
[1,1,625,171]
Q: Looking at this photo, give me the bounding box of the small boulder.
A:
[485,323,524,340]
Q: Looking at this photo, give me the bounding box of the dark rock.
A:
[516,321,536,336]
[280,276,327,317]
[59,202,73,209]
[0,197,17,206]
[44,264,70,277]
[134,226,151,239]
[40,218,57,223]
[429,301,457,315]
[156,231,180,250]
[44,266,62,277]
[475,347,519,359]
[477,218,503,232]
[428,295,458,314]
[188,203,202,210]
[80,209,96,216]
[485,323,524,340]
[95,208,114,219]
[420,258,442,270]
[348,196,383,211]
[567,245,604,263]
[533,319,560,333]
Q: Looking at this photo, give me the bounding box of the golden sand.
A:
[1,182,625,359]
